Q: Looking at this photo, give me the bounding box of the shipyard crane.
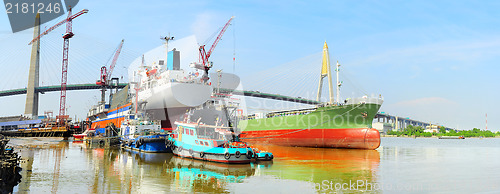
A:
[29,8,88,124]
[96,39,125,105]
[197,16,234,82]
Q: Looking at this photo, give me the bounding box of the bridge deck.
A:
[0,83,128,97]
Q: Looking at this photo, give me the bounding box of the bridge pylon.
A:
[24,14,41,119]
[316,41,334,104]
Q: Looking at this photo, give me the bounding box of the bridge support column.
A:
[24,14,41,119]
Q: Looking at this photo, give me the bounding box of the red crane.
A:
[96,39,125,104]
[198,16,234,81]
[28,8,88,123]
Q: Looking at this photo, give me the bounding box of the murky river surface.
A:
[7,137,500,193]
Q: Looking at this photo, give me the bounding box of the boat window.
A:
[204,142,209,146]
[195,140,199,144]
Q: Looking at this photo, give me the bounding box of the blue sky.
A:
[1,0,499,130]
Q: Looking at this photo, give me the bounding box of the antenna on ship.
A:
[161,35,174,63]
[141,54,145,67]
[336,61,342,104]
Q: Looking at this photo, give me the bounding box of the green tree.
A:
[439,126,446,134]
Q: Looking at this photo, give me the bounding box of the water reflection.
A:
[165,156,256,193]
[12,138,381,193]
[246,144,381,193]
[10,137,500,193]
[11,138,69,194]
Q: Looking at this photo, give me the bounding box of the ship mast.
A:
[161,35,174,66]
[336,61,341,104]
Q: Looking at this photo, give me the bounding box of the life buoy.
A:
[224,152,231,160]
[200,152,205,158]
[235,151,241,158]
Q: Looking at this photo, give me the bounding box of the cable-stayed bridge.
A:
[0,19,453,131]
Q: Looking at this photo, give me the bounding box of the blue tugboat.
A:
[166,95,274,163]
[167,122,255,163]
[120,119,171,153]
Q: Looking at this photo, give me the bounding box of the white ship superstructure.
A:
[130,38,212,128]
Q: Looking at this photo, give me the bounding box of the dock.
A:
[438,136,465,139]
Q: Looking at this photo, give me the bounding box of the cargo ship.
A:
[87,18,234,133]
[238,42,383,149]
[87,36,218,134]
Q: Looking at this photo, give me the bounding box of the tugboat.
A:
[120,118,171,153]
[167,121,257,163]
[166,74,274,163]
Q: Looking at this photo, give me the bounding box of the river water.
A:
[7,137,500,193]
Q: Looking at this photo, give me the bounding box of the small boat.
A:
[167,121,273,164]
[72,128,95,141]
[166,70,274,163]
[167,122,254,163]
[120,118,171,153]
[438,136,465,139]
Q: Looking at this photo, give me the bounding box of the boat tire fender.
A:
[200,152,205,158]
[224,153,231,160]
[265,154,269,160]
[143,137,163,143]
[99,140,105,147]
[235,151,241,158]
[178,146,183,152]
[128,141,133,147]
[189,149,194,156]
[246,151,253,159]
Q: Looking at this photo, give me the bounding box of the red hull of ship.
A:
[240,128,380,150]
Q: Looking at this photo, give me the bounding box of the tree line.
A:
[387,125,499,137]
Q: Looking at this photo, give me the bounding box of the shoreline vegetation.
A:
[384,126,499,138]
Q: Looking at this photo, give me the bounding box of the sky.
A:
[0,0,499,131]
